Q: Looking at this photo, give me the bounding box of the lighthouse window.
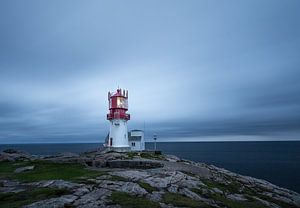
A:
[117,97,128,108]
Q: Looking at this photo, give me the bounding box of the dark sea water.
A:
[1,141,300,193]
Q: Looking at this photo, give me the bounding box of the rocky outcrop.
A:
[0,149,33,161]
[14,166,35,173]
[107,160,163,169]
[1,149,300,208]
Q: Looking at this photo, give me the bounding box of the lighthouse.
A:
[106,88,131,151]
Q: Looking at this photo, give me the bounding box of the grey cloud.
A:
[0,0,300,143]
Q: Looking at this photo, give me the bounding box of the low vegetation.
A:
[126,151,164,160]
[110,191,160,208]
[109,175,130,182]
[140,152,164,160]
[162,192,211,208]
[137,181,158,193]
[0,187,70,208]
[0,161,106,182]
[201,178,240,193]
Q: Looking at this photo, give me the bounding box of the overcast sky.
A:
[0,0,300,143]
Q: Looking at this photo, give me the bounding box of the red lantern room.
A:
[107,89,130,121]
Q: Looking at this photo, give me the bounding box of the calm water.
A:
[1,141,300,193]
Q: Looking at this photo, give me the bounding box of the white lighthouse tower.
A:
[106,88,131,151]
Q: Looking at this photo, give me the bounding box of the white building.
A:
[106,89,131,151]
[128,130,145,151]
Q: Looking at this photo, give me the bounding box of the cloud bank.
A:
[0,0,300,143]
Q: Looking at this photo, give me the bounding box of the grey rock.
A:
[179,188,204,201]
[57,152,79,158]
[101,152,123,161]
[159,202,177,208]
[212,188,223,194]
[23,194,77,208]
[119,182,147,195]
[227,194,248,201]
[110,170,150,181]
[0,180,25,193]
[165,154,180,162]
[252,196,281,208]
[73,187,91,196]
[1,180,20,187]
[107,160,163,169]
[0,186,26,193]
[143,171,188,189]
[3,149,21,154]
[98,180,147,195]
[30,180,80,190]
[148,191,163,202]
[177,176,204,189]
[73,188,111,207]
[93,158,107,167]
[167,185,179,193]
[14,166,35,173]
[0,151,32,162]
[96,175,112,180]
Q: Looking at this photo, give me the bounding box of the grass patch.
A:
[191,188,268,208]
[201,178,240,194]
[198,178,296,208]
[162,192,210,208]
[0,161,106,182]
[110,175,130,182]
[211,193,268,208]
[140,152,164,160]
[110,191,160,208]
[191,188,206,196]
[257,194,298,208]
[137,181,158,193]
[182,171,198,178]
[126,152,139,159]
[0,161,30,179]
[0,187,70,208]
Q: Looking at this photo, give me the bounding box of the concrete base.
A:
[106,146,131,152]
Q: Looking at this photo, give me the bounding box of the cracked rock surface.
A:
[0,149,300,208]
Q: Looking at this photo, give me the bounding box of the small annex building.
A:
[128,130,145,151]
[104,129,145,151]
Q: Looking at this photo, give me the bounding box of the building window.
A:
[132,142,135,147]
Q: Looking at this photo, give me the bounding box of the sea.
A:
[1,141,300,193]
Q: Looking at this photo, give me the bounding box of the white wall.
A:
[129,130,145,151]
[109,119,129,147]
[129,141,142,151]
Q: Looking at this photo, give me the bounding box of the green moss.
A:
[191,188,205,196]
[162,192,211,208]
[201,178,240,194]
[182,171,198,178]
[199,177,297,208]
[126,152,139,159]
[257,194,298,208]
[140,152,164,160]
[0,161,30,179]
[191,187,269,208]
[0,161,106,182]
[0,187,70,208]
[137,181,158,193]
[212,194,268,208]
[110,175,130,182]
[110,191,160,208]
